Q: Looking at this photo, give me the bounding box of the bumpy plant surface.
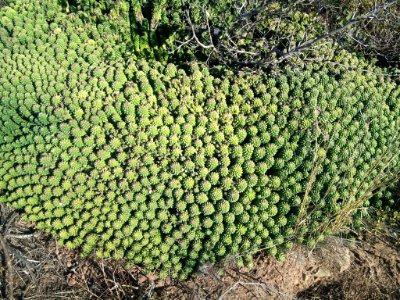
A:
[0,0,399,279]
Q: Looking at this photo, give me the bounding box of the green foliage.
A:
[371,181,400,217]
[58,0,182,61]
[310,0,400,66]
[56,0,333,67]
[0,0,399,280]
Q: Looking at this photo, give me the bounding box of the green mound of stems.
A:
[0,0,399,279]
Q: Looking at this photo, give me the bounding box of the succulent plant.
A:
[0,0,399,280]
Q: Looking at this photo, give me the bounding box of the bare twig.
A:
[174,0,399,68]
[0,235,14,300]
[218,280,293,300]
[5,234,36,239]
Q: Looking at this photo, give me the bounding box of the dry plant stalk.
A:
[319,143,400,236]
[0,234,14,300]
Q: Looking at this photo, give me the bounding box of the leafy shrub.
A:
[58,0,182,61]
[311,0,400,66]
[0,0,399,279]
[59,0,328,67]
[56,0,400,68]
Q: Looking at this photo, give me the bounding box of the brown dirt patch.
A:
[298,228,400,300]
[156,229,399,300]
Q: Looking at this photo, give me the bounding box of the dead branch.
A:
[174,0,399,69]
[0,235,14,300]
[239,0,277,20]
[218,280,293,300]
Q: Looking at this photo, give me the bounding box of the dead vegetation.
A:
[173,0,400,68]
[298,225,400,300]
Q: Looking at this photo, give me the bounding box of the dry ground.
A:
[0,206,399,299]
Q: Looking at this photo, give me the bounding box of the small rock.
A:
[315,267,332,279]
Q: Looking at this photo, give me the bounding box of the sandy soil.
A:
[156,227,400,299]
